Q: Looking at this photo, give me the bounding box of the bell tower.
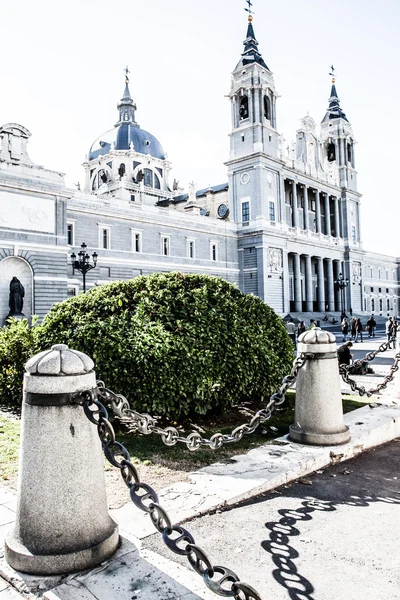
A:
[320,70,357,193]
[228,13,279,160]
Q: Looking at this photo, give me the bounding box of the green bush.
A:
[0,318,37,405]
[35,273,293,418]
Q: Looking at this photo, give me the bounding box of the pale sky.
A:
[1,0,399,256]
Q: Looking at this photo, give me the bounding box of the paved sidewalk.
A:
[0,341,398,599]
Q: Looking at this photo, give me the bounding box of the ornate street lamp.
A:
[334,272,349,317]
[70,242,98,292]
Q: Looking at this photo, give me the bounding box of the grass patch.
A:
[0,392,367,482]
[0,416,20,482]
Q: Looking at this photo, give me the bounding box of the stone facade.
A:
[0,18,398,322]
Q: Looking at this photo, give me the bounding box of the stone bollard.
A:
[5,345,119,575]
[289,328,350,446]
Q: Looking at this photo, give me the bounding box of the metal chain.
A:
[77,390,263,600]
[339,336,400,397]
[95,354,306,452]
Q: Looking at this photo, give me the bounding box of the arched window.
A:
[239,96,249,120]
[379,298,383,312]
[144,168,153,187]
[327,142,336,162]
[264,96,271,121]
[154,174,161,189]
[118,163,126,179]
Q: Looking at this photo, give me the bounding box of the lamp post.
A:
[70,243,98,292]
[334,272,349,318]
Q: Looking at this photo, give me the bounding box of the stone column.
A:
[317,257,325,312]
[303,186,309,231]
[324,193,331,236]
[305,254,313,311]
[293,252,302,311]
[326,258,335,311]
[289,329,350,446]
[334,196,340,238]
[292,181,299,228]
[279,175,286,224]
[315,190,321,233]
[5,345,119,575]
[333,260,341,312]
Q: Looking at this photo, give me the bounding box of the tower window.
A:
[241,134,245,142]
[347,143,352,163]
[154,174,161,190]
[264,96,271,121]
[351,226,356,242]
[239,96,249,120]
[327,143,336,162]
[242,201,250,223]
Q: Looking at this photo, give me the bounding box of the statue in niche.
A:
[8,277,25,316]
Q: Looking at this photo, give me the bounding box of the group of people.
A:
[341,316,365,342]
[341,314,398,345]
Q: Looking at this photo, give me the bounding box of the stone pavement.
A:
[0,336,398,599]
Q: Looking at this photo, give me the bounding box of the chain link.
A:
[339,336,400,397]
[77,390,263,600]
[95,353,306,452]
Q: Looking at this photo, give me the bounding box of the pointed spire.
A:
[239,15,270,71]
[115,66,139,127]
[322,68,348,123]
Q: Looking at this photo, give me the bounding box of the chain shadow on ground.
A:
[260,484,400,600]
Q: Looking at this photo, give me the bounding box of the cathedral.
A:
[0,13,398,324]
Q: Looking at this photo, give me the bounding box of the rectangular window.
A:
[386,288,389,294]
[269,201,275,222]
[130,194,135,202]
[351,225,356,242]
[386,270,389,280]
[102,228,110,249]
[370,287,374,293]
[161,236,170,256]
[242,201,250,223]
[132,231,142,253]
[379,287,382,293]
[311,200,316,212]
[187,239,195,259]
[387,299,390,311]
[210,242,218,262]
[67,222,74,246]
[99,266,110,278]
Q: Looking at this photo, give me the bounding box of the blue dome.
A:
[89,124,166,161]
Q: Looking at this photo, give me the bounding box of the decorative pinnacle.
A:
[124,65,130,85]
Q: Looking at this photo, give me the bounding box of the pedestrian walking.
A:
[285,318,296,349]
[297,320,306,338]
[355,318,363,342]
[366,315,376,338]
[386,316,394,348]
[350,317,357,341]
[350,307,353,317]
[341,317,349,342]
[308,319,317,330]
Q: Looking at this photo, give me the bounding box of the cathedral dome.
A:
[88,73,166,162]
[89,125,165,161]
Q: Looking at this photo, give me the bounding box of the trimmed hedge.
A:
[0,317,38,405]
[35,273,293,417]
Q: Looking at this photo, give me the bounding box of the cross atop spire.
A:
[244,0,254,17]
[124,65,130,84]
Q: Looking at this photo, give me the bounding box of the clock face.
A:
[217,204,229,219]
